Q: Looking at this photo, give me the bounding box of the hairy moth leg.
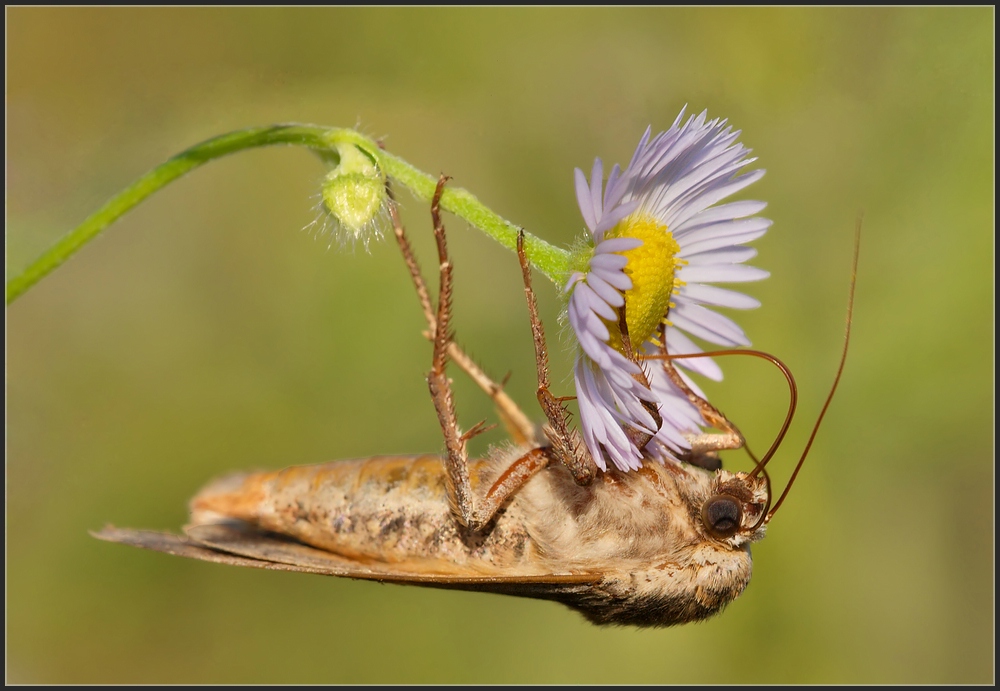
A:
[616,299,664,454]
[654,323,744,468]
[425,178,549,530]
[516,232,596,485]
[386,183,537,447]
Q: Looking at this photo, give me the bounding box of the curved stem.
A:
[369,144,570,280]
[7,125,570,305]
[7,125,329,304]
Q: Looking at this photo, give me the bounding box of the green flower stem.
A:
[361,141,571,281]
[6,124,570,305]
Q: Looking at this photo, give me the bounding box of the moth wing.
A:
[92,522,600,601]
[92,525,338,576]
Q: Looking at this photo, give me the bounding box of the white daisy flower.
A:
[566,108,771,472]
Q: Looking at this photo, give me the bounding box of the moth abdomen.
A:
[187,454,546,576]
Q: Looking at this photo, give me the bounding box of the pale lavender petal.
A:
[576,320,611,359]
[589,158,604,226]
[595,237,643,253]
[646,366,702,454]
[578,363,645,471]
[596,268,633,292]
[589,252,629,271]
[604,163,624,209]
[563,271,585,293]
[669,169,766,229]
[575,168,597,233]
[677,367,709,401]
[574,281,618,321]
[595,199,641,236]
[678,201,768,229]
[584,270,625,308]
[665,147,751,204]
[650,157,759,225]
[627,126,654,172]
[664,327,723,381]
[679,264,770,283]
[676,218,772,251]
[670,303,750,347]
[682,245,758,265]
[679,283,761,310]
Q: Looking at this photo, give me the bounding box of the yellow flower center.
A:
[604,214,683,352]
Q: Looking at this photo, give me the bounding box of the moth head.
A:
[700,470,768,545]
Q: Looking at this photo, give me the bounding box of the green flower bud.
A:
[319,143,388,244]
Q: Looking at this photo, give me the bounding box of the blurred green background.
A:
[6,7,993,684]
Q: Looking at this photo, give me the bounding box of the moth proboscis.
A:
[94,178,859,627]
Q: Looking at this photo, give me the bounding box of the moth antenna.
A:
[642,348,798,478]
[737,439,773,524]
[644,218,861,526]
[764,214,862,523]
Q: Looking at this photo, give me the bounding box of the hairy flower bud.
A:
[319,143,388,245]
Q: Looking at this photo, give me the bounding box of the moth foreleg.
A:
[684,431,744,453]
[653,325,746,467]
[387,182,537,446]
[426,177,530,530]
[616,299,663,453]
[679,431,743,471]
[516,232,596,486]
[476,447,551,525]
[425,175,479,528]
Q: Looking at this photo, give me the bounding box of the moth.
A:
[95,178,855,627]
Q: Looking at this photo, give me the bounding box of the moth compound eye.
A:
[702,495,743,540]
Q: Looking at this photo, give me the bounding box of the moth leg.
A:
[655,324,745,465]
[424,175,478,527]
[616,300,663,453]
[476,447,552,525]
[663,358,744,453]
[386,183,537,447]
[516,232,596,486]
[426,177,536,530]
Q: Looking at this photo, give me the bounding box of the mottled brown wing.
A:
[92,525,337,576]
[91,522,599,601]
